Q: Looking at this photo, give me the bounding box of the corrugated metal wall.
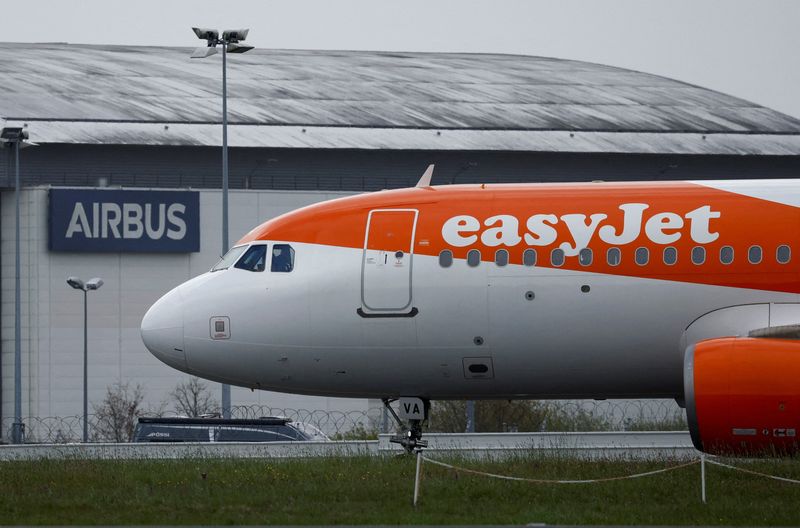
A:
[0,144,799,192]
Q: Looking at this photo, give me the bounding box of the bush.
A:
[330,424,379,440]
[170,377,219,417]
[427,400,611,433]
[92,381,146,442]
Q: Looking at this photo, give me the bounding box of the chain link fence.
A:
[0,399,686,444]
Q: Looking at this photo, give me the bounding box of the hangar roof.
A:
[1,42,800,155]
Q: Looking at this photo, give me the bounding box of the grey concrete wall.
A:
[0,186,373,439]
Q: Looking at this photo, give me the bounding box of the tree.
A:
[92,381,146,442]
[170,377,218,417]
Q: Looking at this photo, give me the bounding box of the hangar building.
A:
[2,43,800,440]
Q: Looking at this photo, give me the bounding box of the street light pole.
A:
[220,40,230,417]
[67,276,103,442]
[83,288,88,443]
[13,138,22,444]
[190,28,253,419]
[1,127,32,444]
[222,38,228,256]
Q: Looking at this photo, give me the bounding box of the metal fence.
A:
[1,399,686,444]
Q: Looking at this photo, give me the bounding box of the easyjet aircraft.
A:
[141,167,800,455]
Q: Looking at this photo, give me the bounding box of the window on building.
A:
[720,246,734,265]
[439,249,453,268]
[635,247,649,266]
[235,244,268,272]
[523,249,537,267]
[607,247,621,266]
[777,245,791,264]
[748,245,762,264]
[495,249,509,267]
[212,245,247,272]
[271,244,295,272]
[551,248,565,267]
[467,249,481,267]
[663,246,677,265]
[579,248,592,267]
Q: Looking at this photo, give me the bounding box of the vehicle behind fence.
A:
[1,399,687,444]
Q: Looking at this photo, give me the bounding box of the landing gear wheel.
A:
[382,397,430,454]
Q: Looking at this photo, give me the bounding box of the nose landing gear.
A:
[382,397,430,454]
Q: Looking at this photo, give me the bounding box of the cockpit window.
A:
[235,244,267,272]
[211,245,247,272]
[271,244,295,272]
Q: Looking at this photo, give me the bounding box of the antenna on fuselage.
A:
[416,164,434,187]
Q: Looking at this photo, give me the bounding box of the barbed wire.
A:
[0,399,686,444]
[230,405,381,437]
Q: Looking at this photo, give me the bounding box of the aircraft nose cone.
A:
[141,286,187,371]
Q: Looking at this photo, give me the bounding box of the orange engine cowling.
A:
[684,337,800,456]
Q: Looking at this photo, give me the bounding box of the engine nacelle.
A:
[684,337,800,456]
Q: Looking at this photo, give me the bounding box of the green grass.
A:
[2,454,800,525]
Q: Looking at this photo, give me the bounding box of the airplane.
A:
[141,166,800,455]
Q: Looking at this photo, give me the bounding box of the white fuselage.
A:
[145,244,795,399]
[140,180,800,402]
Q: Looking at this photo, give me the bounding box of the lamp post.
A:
[190,27,253,419]
[67,276,104,443]
[1,127,34,444]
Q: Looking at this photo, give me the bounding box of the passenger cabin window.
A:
[235,244,267,272]
[495,249,509,267]
[271,244,295,272]
[212,245,246,272]
[467,249,481,267]
[607,247,621,266]
[579,248,592,267]
[777,245,791,264]
[720,246,734,265]
[523,249,537,267]
[635,247,649,266]
[551,248,565,267]
[663,246,677,266]
[691,246,706,265]
[439,250,453,268]
[748,245,762,264]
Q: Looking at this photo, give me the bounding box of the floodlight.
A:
[227,43,254,54]
[85,278,104,290]
[191,46,219,59]
[222,29,249,42]
[192,27,219,41]
[0,127,28,142]
[67,277,85,290]
[7,124,34,443]
[187,25,254,421]
[67,275,104,442]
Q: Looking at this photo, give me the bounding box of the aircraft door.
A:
[361,209,418,314]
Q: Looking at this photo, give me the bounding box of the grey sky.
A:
[3,0,799,118]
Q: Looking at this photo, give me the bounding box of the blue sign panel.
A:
[49,189,200,252]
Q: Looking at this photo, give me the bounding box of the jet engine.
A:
[684,336,800,455]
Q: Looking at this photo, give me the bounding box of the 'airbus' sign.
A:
[49,189,200,252]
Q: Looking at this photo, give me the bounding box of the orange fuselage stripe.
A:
[237,182,800,294]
